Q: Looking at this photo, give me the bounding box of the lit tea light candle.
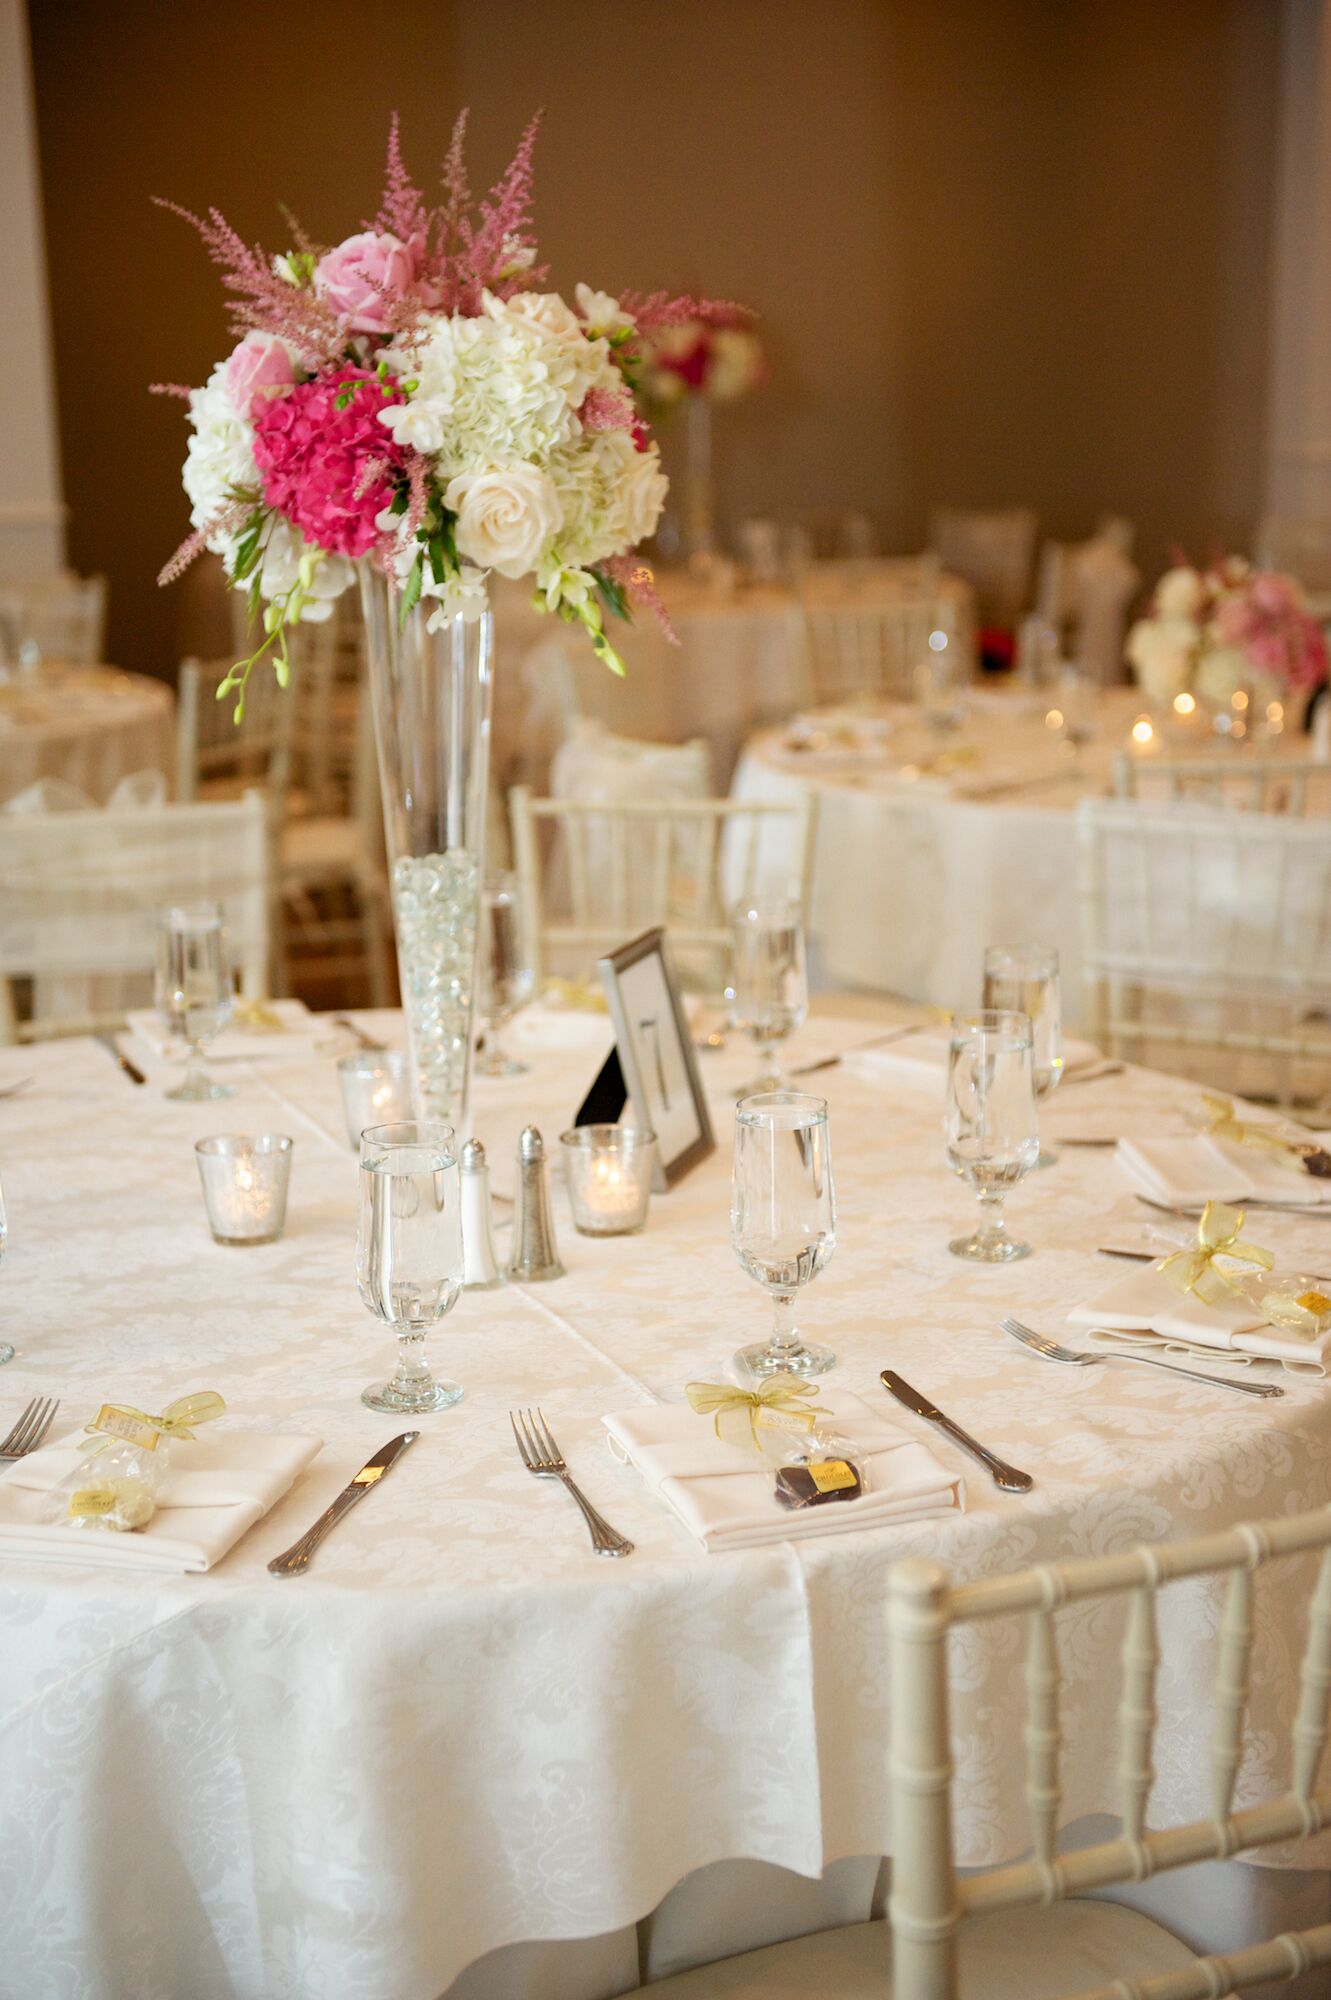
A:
[337,1049,411,1150]
[1173,691,1196,716]
[559,1125,656,1237]
[1130,714,1155,746]
[195,1134,293,1245]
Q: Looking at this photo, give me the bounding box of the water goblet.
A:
[356,1121,464,1414]
[944,1011,1039,1262]
[475,871,535,1077]
[982,945,1063,1166]
[731,1091,837,1380]
[154,900,234,1102]
[729,902,809,1094]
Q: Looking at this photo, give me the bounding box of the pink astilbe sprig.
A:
[157,497,254,586]
[149,382,195,401]
[618,292,754,334]
[580,384,637,434]
[402,450,431,541]
[602,554,679,645]
[153,198,345,367]
[431,110,549,313]
[371,113,429,247]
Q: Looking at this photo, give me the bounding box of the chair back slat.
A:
[1113,754,1331,818]
[1210,1566,1254,1825]
[1118,1585,1159,1842]
[1023,1605,1061,1866]
[1293,1545,1331,1799]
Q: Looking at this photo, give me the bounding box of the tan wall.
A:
[27,0,1280,678]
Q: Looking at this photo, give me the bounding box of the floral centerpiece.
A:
[1126,558,1329,714]
[636,312,765,411]
[156,114,741,1126]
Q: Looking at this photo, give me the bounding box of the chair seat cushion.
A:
[639,1900,1195,1997]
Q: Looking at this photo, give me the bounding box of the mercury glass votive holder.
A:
[337,1049,411,1151]
[195,1134,294,1246]
[559,1126,656,1237]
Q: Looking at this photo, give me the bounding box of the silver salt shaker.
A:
[460,1137,505,1290]
[507,1125,565,1281]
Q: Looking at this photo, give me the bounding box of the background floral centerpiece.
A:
[156,114,743,1125]
[636,311,765,412]
[1126,557,1329,715]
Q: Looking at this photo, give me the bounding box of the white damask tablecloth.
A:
[731,688,1325,1024]
[1,1013,1330,2000]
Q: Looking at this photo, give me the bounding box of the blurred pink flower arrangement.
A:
[638,309,765,409]
[1126,556,1329,709]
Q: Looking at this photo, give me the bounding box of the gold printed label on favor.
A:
[68,1487,120,1518]
[90,1406,159,1452]
[807,1459,857,1493]
[1298,1291,1331,1317]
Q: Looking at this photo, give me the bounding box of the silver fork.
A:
[999,1318,1282,1400]
[0,1397,60,1461]
[510,1407,633,1557]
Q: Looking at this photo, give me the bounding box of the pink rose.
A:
[225,332,295,416]
[313,231,417,335]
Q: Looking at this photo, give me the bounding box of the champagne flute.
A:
[982,945,1063,1166]
[731,1091,837,1379]
[729,902,809,1094]
[154,901,234,1102]
[475,872,535,1077]
[356,1121,464,1413]
[944,1011,1039,1263]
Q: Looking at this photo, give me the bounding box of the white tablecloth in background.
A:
[490,562,975,794]
[0,664,174,804]
[732,687,1325,1024]
[2,1014,1330,1997]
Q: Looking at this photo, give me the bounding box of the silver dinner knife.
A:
[268,1431,418,1576]
[881,1370,1033,1493]
[96,1032,146,1085]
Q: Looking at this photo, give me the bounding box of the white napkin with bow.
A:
[128,998,318,1065]
[1116,1137,1331,1209]
[603,1390,963,1552]
[0,1429,323,1572]
[1067,1263,1326,1372]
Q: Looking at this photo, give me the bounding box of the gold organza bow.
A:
[231,998,284,1032]
[82,1390,227,1456]
[685,1378,821,1450]
[1156,1201,1274,1307]
[1202,1094,1302,1165]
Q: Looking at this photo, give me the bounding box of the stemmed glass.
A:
[944,1011,1039,1263]
[729,902,809,1094]
[154,901,234,1102]
[475,871,535,1077]
[356,1121,464,1413]
[982,945,1063,1166]
[731,1091,837,1379]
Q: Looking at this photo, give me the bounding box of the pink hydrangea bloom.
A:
[251,367,405,558]
[225,331,295,416]
[314,231,418,336]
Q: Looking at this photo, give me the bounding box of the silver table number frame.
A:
[598,927,715,1190]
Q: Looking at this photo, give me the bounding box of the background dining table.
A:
[730,685,1329,1025]
[1,1008,1329,2000]
[0,663,175,804]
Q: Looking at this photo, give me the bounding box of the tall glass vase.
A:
[359,568,494,1133]
[683,395,716,561]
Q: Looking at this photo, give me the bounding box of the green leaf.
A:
[400,552,424,622]
[231,524,263,582]
[593,570,630,624]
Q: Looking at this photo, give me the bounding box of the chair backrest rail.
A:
[1071,1923,1331,2000]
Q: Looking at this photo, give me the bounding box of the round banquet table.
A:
[0,664,175,805]
[489,560,976,794]
[731,686,1328,1027]
[2,1011,1330,1998]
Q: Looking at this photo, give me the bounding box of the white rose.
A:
[1125,616,1196,702]
[1155,566,1206,621]
[575,284,636,337]
[445,465,563,579]
[506,291,584,342]
[617,445,669,546]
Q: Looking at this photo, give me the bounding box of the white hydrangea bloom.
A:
[181,364,261,544]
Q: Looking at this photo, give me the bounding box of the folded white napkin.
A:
[1117,1136,1331,1210]
[128,998,317,1065]
[850,1028,1100,1087]
[1067,1263,1326,1372]
[603,1389,963,1552]
[0,1429,323,1573]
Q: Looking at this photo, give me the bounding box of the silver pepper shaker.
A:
[460,1138,505,1290]
[507,1125,565,1281]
